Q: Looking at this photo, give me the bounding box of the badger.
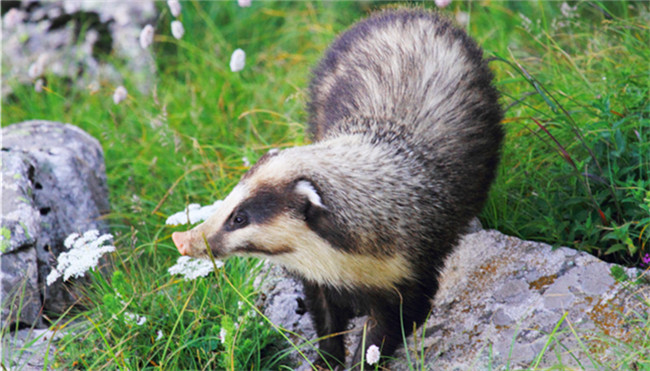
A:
[171,8,503,369]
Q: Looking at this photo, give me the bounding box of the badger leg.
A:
[302,280,353,368]
[351,283,433,369]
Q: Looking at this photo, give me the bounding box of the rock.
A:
[256,230,649,369]
[2,0,156,98]
[1,328,62,371]
[1,120,110,328]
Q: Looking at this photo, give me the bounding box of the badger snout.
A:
[172,231,191,255]
[171,229,213,257]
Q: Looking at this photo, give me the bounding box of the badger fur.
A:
[172,8,503,368]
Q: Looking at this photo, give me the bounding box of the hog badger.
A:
[172,8,503,369]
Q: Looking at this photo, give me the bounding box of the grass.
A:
[2,0,649,369]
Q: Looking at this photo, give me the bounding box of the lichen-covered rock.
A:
[1,120,110,328]
[257,230,649,369]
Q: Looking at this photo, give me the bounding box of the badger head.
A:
[172,148,328,256]
[171,146,412,289]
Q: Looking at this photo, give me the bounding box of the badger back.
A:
[307,9,503,215]
[307,9,502,147]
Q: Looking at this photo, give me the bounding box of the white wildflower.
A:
[139,24,154,49]
[168,0,182,17]
[219,327,227,343]
[34,78,44,93]
[156,330,163,341]
[88,81,100,94]
[113,85,127,104]
[238,0,252,7]
[366,344,380,365]
[230,48,246,72]
[435,0,451,8]
[171,20,184,40]
[28,54,48,79]
[242,156,250,167]
[63,2,80,14]
[519,13,533,32]
[4,8,25,29]
[165,200,223,226]
[168,256,222,281]
[46,230,115,286]
[455,11,469,27]
[124,312,147,326]
[46,268,60,286]
[560,2,578,18]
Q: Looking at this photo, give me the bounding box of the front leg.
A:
[351,283,433,369]
[303,280,354,369]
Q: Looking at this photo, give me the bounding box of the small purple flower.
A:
[641,253,650,267]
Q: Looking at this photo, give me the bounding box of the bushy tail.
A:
[307,8,502,147]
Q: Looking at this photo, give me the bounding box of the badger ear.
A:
[294,180,325,210]
[294,180,351,250]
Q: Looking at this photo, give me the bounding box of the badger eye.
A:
[230,212,248,229]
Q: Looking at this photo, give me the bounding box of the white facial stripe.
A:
[246,151,298,190]
[252,215,413,290]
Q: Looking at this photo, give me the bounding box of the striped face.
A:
[171,147,414,290]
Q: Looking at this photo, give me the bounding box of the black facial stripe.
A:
[236,186,288,225]
[234,244,293,256]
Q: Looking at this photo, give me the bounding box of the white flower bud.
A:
[113,86,128,104]
[34,79,44,93]
[366,344,381,365]
[28,54,48,79]
[238,0,252,7]
[167,0,182,17]
[435,0,452,8]
[139,24,154,49]
[229,48,246,72]
[4,8,25,29]
[171,20,184,40]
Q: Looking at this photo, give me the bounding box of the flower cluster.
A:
[166,200,223,226]
[46,230,115,286]
[124,312,147,326]
[168,255,223,280]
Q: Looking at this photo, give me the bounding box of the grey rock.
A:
[257,230,649,370]
[1,120,110,327]
[1,328,61,371]
[2,1,156,98]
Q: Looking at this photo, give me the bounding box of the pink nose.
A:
[172,231,189,255]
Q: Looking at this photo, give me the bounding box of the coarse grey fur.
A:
[173,7,503,369]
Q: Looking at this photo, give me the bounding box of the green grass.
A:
[2,0,649,369]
